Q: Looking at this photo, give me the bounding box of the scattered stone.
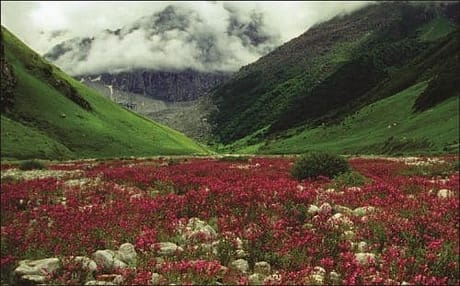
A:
[73,256,98,273]
[333,205,353,215]
[307,204,320,215]
[153,242,184,256]
[20,274,46,284]
[15,257,60,276]
[92,250,127,272]
[116,243,137,266]
[353,206,375,217]
[230,259,249,273]
[437,189,454,199]
[305,267,326,285]
[85,281,116,285]
[328,213,354,230]
[357,241,368,253]
[248,273,265,285]
[151,273,164,285]
[329,271,341,284]
[254,261,271,276]
[355,253,377,266]
[186,218,218,242]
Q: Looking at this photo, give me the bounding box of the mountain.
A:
[0,26,210,160]
[77,70,230,102]
[210,2,459,155]
[42,4,281,102]
[79,78,217,142]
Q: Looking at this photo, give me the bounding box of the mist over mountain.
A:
[43,4,281,75]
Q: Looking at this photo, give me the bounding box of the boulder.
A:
[153,242,184,256]
[355,253,377,266]
[182,218,218,242]
[15,257,60,276]
[230,259,249,273]
[248,273,264,285]
[327,213,353,230]
[437,189,454,199]
[353,206,375,217]
[254,261,271,276]
[92,250,127,272]
[116,243,137,266]
[333,205,353,215]
[307,204,320,215]
[151,272,164,285]
[73,256,97,273]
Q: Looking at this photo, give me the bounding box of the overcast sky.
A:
[1,1,371,74]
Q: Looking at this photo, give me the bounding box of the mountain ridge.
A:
[0,26,210,160]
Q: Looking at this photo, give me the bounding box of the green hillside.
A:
[209,2,459,155]
[260,81,458,155]
[0,27,210,160]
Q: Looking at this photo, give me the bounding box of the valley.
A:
[0,2,459,285]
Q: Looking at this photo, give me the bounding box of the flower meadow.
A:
[1,155,459,285]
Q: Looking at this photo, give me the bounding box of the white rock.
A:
[333,205,353,215]
[15,258,60,276]
[92,250,116,270]
[328,213,354,230]
[357,241,368,252]
[230,259,249,273]
[307,204,320,215]
[182,218,218,242]
[85,281,116,285]
[248,273,264,285]
[353,206,375,216]
[153,242,184,256]
[116,243,137,265]
[254,261,271,275]
[151,273,163,285]
[329,271,341,284]
[73,256,97,273]
[20,274,46,284]
[437,189,454,199]
[355,253,377,265]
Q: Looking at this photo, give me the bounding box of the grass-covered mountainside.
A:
[0,27,209,160]
[210,2,459,155]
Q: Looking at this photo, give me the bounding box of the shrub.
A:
[18,160,46,171]
[291,152,350,180]
[328,171,372,189]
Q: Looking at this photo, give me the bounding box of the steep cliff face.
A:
[80,70,230,102]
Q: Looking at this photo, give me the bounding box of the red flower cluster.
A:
[1,156,458,284]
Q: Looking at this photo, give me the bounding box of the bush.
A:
[291,152,350,180]
[328,171,372,189]
[18,160,47,171]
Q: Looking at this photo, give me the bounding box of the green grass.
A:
[233,81,458,155]
[1,27,210,159]
[418,16,456,42]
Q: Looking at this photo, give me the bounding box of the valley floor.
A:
[1,155,459,285]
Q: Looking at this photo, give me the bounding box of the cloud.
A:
[1,1,371,75]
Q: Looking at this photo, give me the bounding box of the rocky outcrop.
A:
[80,70,231,102]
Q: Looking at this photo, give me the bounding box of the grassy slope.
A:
[227,81,458,155]
[218,14,459,155]
[1,27,209,159]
